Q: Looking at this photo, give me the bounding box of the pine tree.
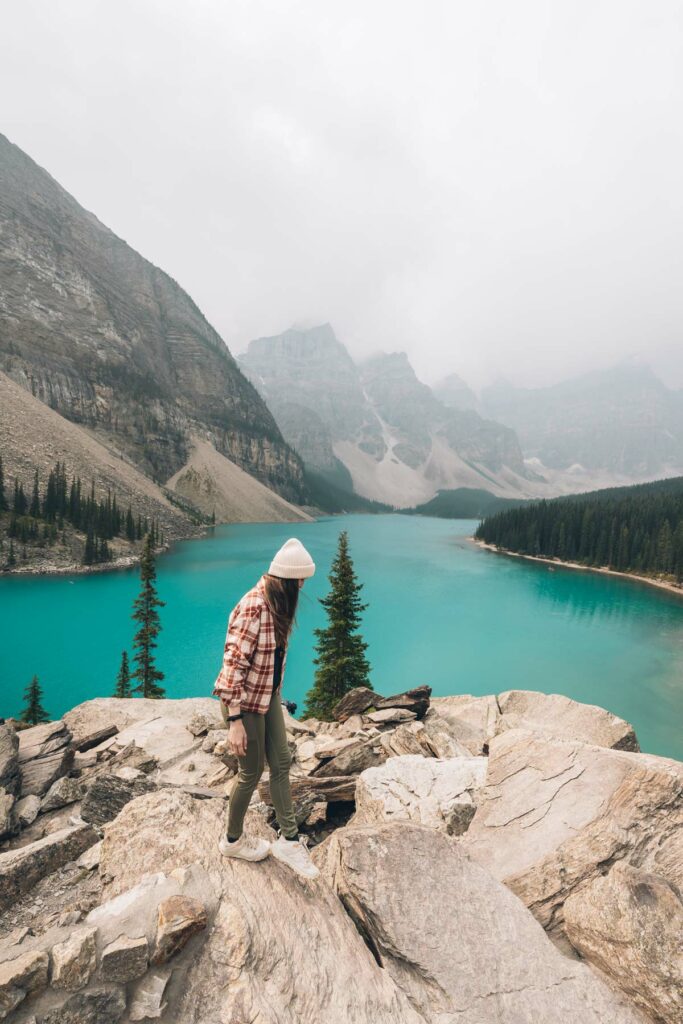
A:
[131,533,166,698]
[113,650,132,698]
[20,675,50,725]
[303,531,370,720]
[29,469,41,518]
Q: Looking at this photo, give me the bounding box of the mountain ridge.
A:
[240,325,537,507]
[0,132,305,503]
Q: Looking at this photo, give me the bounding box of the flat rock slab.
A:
[497,689,639,750]
[64,697,219,751]
[321,822,647,1024]
[18,720,74,798]
[0,822,98,912]
[355,754,487,834]
[464,729,683,935]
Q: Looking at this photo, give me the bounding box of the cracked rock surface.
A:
[320,821,647,1023]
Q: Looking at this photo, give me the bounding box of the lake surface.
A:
[2,515,682,759]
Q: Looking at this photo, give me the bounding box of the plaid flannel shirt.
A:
[212,577,287,715]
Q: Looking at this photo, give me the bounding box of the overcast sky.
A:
[2,0,683,389]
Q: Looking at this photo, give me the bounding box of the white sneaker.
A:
[270,834,320,879]
[218,833,270,862]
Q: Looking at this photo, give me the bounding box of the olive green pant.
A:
[221,688,298,840]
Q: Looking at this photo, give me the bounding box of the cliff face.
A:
[241,326,533,506]
[0,134,305,502]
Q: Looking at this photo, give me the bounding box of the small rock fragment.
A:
[15,794,41,828]
[128,969,172,1021]
[50,926,98,990]
[0,950,48,1019]
[150,895,207,965]
[101,933,149,982]
[41,776,83,813]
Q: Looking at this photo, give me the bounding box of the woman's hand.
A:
[229,719,248,757]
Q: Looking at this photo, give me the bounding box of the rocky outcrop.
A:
[0,133,306,503]
[98,789,423,1023]
[320,822,646,1023]
[354,754,487,834]
[564,862,683,1024]
[0,689,676,1023]
[429,689,638,755]
[464,729,683,937]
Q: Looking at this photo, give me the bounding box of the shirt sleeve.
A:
[213,600,262,707]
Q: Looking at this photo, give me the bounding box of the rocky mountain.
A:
[432,372,480,412]
[240,326,537,507]
[1,685,679,1023]
[0,133,305,504]
[480,365,683,483]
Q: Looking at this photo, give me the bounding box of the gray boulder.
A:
[354,754,487,834]
[320,822,647,1023]
[99,789,423,1023]
[100,934,149,983]
[564,862,683,1024]
[51,926,98,991]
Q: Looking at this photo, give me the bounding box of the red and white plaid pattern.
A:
[213,577,288,715]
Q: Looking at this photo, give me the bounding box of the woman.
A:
[213,537,319,879]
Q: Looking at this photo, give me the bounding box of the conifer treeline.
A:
[0,454,163,565]
[475,480,683,581]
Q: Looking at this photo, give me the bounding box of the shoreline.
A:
[473,538,683,600]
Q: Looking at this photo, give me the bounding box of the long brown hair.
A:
[263,575,300,647]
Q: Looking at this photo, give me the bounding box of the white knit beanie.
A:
[268,538,316,579]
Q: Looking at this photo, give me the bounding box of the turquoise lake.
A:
[2,514,682,759]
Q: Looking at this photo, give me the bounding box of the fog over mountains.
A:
[241,326,683,508]
[2,130,681,521]
[240,326,533,507]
